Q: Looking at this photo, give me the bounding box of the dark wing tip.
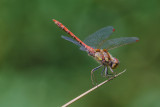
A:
[113,28,115,32]
[135,37,139,42]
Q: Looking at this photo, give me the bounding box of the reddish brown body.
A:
[53,19,139,85]
[53,19,94,54]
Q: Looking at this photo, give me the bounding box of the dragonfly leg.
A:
[109,66,114,73]
[104,67,114,77]
[101,66,106,77]
[104,67,108,76]
[91,65,102,85]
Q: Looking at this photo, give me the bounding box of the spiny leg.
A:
[109,66,114,73]
[104,66,115,77]
[91,65,102,85]
[104,66,114,77]
[109,66,116,75]
[104,67,108,76]
[101,66,106,77]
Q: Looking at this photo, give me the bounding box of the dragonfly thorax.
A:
[93,49,110,65]
[93,49,119,69]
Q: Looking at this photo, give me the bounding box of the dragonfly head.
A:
[110,58,119,69]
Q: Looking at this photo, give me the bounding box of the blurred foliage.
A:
[0,0,160,107]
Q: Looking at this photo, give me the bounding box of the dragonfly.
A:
[53,19,139,85]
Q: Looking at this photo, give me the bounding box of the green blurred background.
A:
[0,0,160,107]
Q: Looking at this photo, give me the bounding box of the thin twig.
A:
[62,69,126,107]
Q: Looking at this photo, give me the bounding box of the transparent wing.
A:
[61,35,86,51]
[82,26,115,49]
[100,37,139,50]
[61,35,80,46]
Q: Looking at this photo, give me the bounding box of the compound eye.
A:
[114,58,119,63]
[111,58,119,69]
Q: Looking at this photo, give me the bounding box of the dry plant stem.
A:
[61,69,126,107]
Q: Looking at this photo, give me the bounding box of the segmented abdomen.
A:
[53,19,94,53]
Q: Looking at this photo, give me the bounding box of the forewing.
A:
[61,35,86,51]
[100,37,139,50]
[82,26,115,48]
